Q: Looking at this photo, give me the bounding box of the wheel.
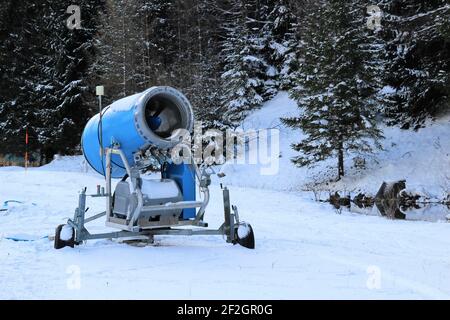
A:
[54,224,75,249]
[235,222,255,249]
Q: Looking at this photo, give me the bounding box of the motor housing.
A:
[113,178,183,221]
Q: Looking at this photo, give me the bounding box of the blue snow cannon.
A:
[82,86,196,219]
[82,86,194,178]
[53,86,255,250]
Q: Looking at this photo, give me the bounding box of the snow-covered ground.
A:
[0,162,450,299]
[0,92,449,299]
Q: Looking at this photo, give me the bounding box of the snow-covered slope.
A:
[216,92,310,191]
[218,92,450,199]
[333,118,450,199]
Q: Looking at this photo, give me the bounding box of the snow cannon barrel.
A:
[81,86,194,178]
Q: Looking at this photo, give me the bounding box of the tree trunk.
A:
[39,149,45,166]
[122,10,127,96]
[44,147,55,164]
[338,138,344,179]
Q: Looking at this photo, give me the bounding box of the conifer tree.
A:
[282,0,383,179]
[0,1,104,161]
[219,0,267,127]
[380,0,450,129]
[264,0,299,91]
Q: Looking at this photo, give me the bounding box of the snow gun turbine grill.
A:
[54,86,255,250]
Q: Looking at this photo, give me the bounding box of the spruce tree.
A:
[0,1,48,158]
[37,0,104,160]
[182,0,226,130]
[282,0,383,179]
[219,0,267,128]
[0,1,104,161]
[264,0,299,91]
[380,0,450,130]
[94,0,178,102]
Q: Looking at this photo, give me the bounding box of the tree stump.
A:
[374,180,406,219]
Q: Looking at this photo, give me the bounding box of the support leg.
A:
[223,187,235,244]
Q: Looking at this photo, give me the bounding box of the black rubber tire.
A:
[54,224,75,249]
[235,223,255,249]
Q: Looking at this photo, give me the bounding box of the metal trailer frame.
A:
[62,147,247,247]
